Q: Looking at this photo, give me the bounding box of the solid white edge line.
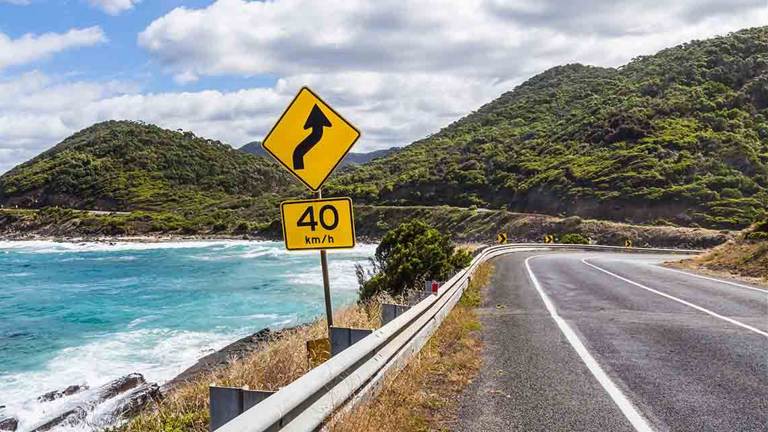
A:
[524,256,654,432]
[582,258,768,338]
[651,265,768,295]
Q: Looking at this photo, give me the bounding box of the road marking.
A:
[651,265,768,295]
[582,259,768,338]
[524,256,655,432]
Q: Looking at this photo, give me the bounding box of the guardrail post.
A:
[330,326,373,357]
[381,303,410,326]
[209,386,275,431]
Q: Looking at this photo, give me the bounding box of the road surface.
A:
[458,251,768,432]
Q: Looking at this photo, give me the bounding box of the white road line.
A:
[651,265,768,295]
[524,256,654,432]
[582,259,768,338]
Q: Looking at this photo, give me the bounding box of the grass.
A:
[119,300,384,432]
[327,261,494,432]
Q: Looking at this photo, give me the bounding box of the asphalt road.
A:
[457,251,768,432]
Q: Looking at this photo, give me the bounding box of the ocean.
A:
[0,240,376,431]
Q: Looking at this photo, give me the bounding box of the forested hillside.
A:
[0,121,297,211]
[329,26,768,229]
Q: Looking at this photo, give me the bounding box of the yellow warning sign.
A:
[281,197,355,250]
[625,239,633,248]
[262,87,361,191]
[497,233,507,244]
[544,235,556,244]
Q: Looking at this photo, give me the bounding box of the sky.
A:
[0,0,766,174]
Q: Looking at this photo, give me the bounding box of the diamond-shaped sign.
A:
[262,87,361,191]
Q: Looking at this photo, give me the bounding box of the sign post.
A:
[318,190,333,327]
[262,86,361,331]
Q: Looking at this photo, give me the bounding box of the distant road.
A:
[459,251,768,431]
[0,207,129,216]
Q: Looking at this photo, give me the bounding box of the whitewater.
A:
[0,240,375,431]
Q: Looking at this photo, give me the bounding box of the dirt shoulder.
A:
[666,240,768,285]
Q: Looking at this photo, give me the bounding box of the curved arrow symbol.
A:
[293,104,332,170]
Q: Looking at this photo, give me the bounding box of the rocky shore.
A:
[4,325,297,432]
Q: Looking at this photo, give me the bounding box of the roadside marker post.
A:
[262,86,361,332]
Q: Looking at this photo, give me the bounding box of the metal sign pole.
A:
[317,188,334,328]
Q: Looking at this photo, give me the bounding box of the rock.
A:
[31,374,149,431]
[0,416,18,431]
[32,407,87,432]
[38,384,89,402]
[110,384,162,419]
[98,373,145,400]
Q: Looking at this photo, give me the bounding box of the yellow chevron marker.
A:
[497,233,508,244]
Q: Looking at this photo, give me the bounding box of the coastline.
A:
[0,239,375,431]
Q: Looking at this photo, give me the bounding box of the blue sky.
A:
[0,0,274,92]
[0,0,765,173]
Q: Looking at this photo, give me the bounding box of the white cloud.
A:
[87,0,140,15]
[138,0,768,79]
[0,26,106,71]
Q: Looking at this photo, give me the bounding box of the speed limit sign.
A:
[280,197,355,250]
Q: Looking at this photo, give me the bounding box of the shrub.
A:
[559,233,590,244]
[357,220,472,300]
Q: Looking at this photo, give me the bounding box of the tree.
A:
[357,220,472,300]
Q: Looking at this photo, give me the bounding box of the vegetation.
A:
[329,26,768,229]
[357,220,472,300]
[332,261,492,432]
[559,233,590,244]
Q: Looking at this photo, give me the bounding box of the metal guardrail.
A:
[217,244,700,432]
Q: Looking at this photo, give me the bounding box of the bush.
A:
[357,220,472,300]
[559,233,590,244]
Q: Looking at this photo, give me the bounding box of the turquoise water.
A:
[0,240,374,430]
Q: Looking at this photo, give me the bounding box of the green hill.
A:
[0,121,302,234]
[0,121,295,210]
[329,26,768,229]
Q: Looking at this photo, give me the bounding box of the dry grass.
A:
[670,239,768,283]
[120,300,384,432]
[328,261,494,432]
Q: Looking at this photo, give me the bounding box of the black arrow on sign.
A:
[293,104,332,170]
